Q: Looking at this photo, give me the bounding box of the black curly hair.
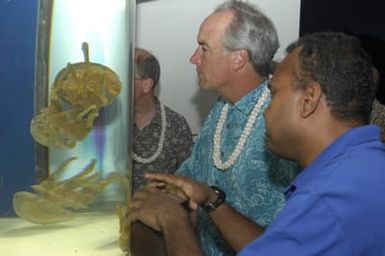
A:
[287,32,376,123]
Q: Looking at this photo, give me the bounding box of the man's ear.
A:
[231,49,249,71]
[300,82,322,118]
[141,78,154,93]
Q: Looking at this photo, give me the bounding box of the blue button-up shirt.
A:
[239,125,385,256]
[177,81,300,256]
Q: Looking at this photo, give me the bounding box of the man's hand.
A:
[128,186,189,232]
[145,173,219,210]
[129,186,205,256]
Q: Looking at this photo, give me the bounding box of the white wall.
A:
[136,0,301,134]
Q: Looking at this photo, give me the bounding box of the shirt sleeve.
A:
[175,105,217,182]
[175,131,202,180]
[175,116,193,167]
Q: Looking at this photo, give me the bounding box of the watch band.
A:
[202,186,226,212]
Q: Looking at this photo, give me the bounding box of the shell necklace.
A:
[213,87,270,170]
[133,103,166,164]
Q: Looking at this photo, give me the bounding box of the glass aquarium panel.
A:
[47,0,132,204]
[0,0,135,255]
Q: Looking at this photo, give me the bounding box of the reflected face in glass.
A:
[134,75,145,101]
[189,11,233,92]
[134,48,148,101]
[264,48,302,159]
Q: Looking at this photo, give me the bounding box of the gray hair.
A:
[214,0,279,76]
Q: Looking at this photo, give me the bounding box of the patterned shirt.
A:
[370,99,385,142]
[176,81,301,256]
[133,97,193,191]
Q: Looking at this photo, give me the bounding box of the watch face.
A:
[202,186,226,212]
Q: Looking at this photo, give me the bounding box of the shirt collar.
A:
[284,125,381,199]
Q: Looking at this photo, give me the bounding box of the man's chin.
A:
[266,137,278,154]
[266,140,274,152]
[265,132,272,145]
[267,141,293,160]
[198,82,209,90]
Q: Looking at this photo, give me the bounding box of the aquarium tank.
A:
[0,0,135,255]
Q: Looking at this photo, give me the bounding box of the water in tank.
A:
[0,0,135,255]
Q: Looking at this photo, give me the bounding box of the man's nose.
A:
[189,48,200,64]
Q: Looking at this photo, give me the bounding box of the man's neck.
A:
[298,118,364,167]
[135,96,157,130]
[222,72,267,104]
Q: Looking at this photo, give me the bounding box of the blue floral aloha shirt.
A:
[176,81,301,256]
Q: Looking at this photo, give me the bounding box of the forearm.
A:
[209,203,264,252]
[162,216,204,256]
[141,173,264,252]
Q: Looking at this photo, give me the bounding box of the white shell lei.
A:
[213,87,270,170]
[133,103,167,164]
